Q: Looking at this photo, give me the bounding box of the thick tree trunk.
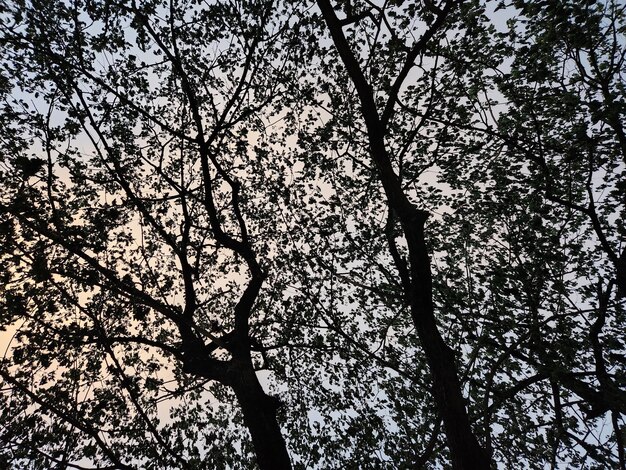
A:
[366,127,491,469]
[315,2,492,466]
[232,368,292,470]
[401,212,491,469]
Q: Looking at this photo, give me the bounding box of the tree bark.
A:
[315,1,492,466]
[182,339,291,469]
[231,368,292,470]
[367,115,491,470]
[401,211,491,469]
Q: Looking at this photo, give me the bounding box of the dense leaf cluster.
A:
[0,0,624,468]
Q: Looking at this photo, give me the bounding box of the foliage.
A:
[0,0,625,469]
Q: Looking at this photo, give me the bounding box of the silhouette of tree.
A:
[0,0,624,469]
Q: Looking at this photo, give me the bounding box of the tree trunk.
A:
[232,368,292,470]
[366,130,491,469]
[314,2,492,465]
[401,212,491,469]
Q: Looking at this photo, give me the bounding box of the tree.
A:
[312,0,491,467]
[1,0,625,469]
[0,1,299,468]
[412,0,626,466]
[291,0,626,467]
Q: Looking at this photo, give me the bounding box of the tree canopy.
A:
[0,0,624,468]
